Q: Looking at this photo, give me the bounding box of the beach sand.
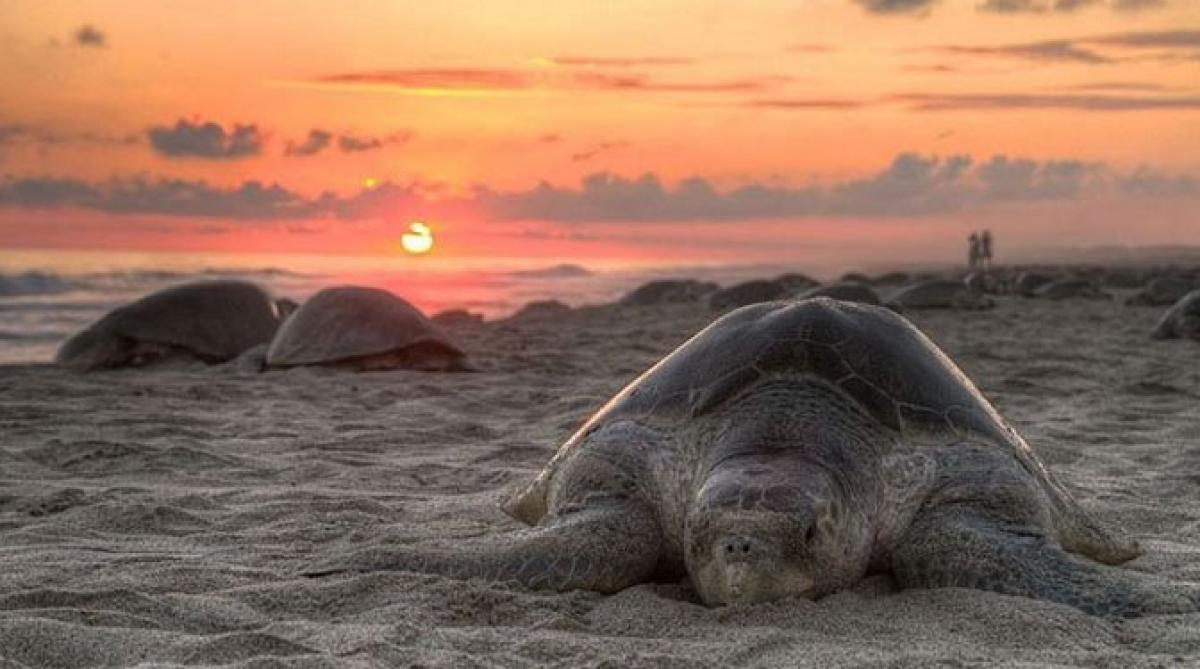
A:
[3,295,1200,667]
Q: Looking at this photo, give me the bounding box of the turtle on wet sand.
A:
[265,286,471,371]
[305,298,1196,617]
[56,280,288,371]
[1153,289,1200,341]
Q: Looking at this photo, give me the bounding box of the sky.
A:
[0,0,1197,268]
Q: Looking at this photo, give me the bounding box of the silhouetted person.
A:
[968,232,980,270]
[980,230,994,269]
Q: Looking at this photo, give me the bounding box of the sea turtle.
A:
[1015,271,1055,297]
[798,281,885,307]
[1153,289,1200,340]
[1126,276,1195,307]
[56,280,288,371]
[871,271,911,287]
[621,279,718,306]
[963,271,1003,295]
[304,298,1195,617]
[773,273,821,293]
[508,299,573,322]
[708,280,789,311]
[265,286,470,371]
[888,279,994,311]
[1034,278,1110,301]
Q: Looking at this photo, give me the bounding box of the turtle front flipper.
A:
[302,498,662,594]
[893,505,1199,618]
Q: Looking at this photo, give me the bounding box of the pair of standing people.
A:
[969,230,994,270]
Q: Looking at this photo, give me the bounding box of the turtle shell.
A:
[56,280,284,371]
[507,298,1037,523]
[265,286,463,367]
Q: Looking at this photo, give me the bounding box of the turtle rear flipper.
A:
[302,498,662,594]
[894,505,1195,619]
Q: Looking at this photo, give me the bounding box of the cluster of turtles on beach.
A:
[55,282,473,372]
[56,263,1200,372]
[50,265,1200,619]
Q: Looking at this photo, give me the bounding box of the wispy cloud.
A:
[744,98,867,110]
[1089,29,1200,48]
[73,24,106,48]
[939,40,1113,64]
[315,69,533,91]
[570,140,630,162]
[284,129,332,157]
[548,56,695,67]
[0,124,139,147]
[894,92,1200,110]
[1059,81,1178,92]
[852,0,939,15]
[978,0,1169,11]
[147,119,263,159]
[298,67,784,96]
[933,30,1200,66]
[284,129,411,156]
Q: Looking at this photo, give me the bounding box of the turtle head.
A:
[686,456,872,606]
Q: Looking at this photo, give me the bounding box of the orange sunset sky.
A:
[1,0,1198,267]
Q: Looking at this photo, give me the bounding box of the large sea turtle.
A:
[1153,289,1200,340]
[56,280,288,371]
[265,286,470,371]
[305,298,1195,617]
[888,279,994,310]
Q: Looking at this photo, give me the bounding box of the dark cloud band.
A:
[2,153,1195,222]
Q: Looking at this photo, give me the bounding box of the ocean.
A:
[0,249,842,364]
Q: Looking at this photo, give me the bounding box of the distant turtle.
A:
[1015,272,1055,297]
[265,286,470,371]
[962,271,1002,294]
[708,280,790,310]
[621,279,718,306]
[888,280,994,310]
[1102,268,1148,290]
[798,281,885,307]
[871,271,911,287]
[1127,277,1195,307]
[773,273,821,293]
[1034,278,1109,301]
[56,280,287,371]
[839,271,872,284]
[509,299,572,322]
[1153,290,1200,341]
[304,298,1195,617]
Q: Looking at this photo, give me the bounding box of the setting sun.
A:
[400,221,434,255]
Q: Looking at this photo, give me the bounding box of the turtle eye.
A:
[804,524,816,543]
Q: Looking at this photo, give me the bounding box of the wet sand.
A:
[3,295,1200,667]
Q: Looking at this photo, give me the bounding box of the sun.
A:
[400,221,434,255]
